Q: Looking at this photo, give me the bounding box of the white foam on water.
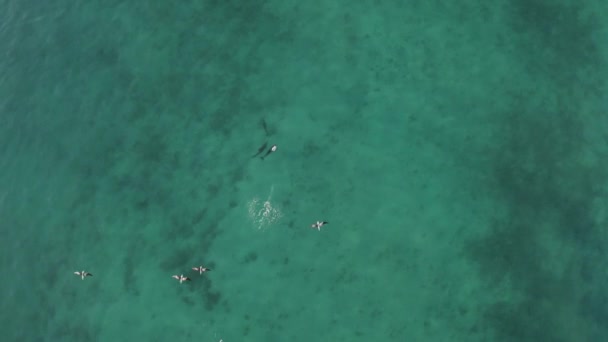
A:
[247,185,282,231]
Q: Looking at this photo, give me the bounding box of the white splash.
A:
[247,185,282,230]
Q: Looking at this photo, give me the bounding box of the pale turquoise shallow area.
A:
[1,1,608,341]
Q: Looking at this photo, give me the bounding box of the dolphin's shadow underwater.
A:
[261,118,270,136]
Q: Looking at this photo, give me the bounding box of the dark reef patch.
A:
[242,251,258,264]
[461,1,608,339]
[505,0,605,101]
[464,85,607,341]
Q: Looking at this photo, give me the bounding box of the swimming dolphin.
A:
[252,142,268,158]
[261,145,277,160]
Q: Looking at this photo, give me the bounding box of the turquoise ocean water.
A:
[1,1,607,341]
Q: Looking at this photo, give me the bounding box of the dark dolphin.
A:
[253,142,268,158]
